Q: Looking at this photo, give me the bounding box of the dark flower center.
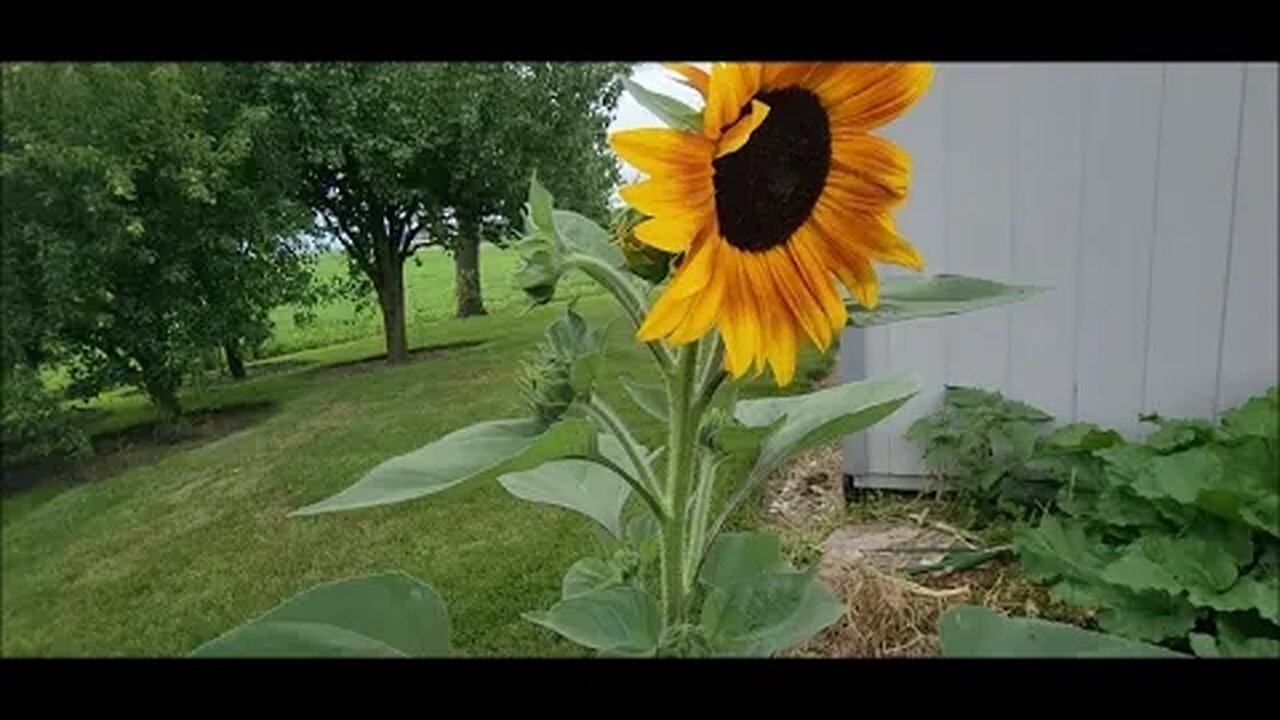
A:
[712,87,831,253]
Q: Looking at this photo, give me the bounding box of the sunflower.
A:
[609,63,934,386]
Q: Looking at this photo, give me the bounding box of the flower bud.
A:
[518,307,606,425]
[613,207,673,284]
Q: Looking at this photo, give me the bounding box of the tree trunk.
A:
[224,340,247,381]
[140,371,186,441]
[454,233,487,318]
[378,256,409,364]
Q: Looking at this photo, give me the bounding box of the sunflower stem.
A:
[566,253,673,374]
[660,343,700,628]
[583,395,662,507]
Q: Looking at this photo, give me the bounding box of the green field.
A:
[262,244,604,358]
[1,245,832,657]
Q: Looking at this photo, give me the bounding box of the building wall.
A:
[840,63,1278,487]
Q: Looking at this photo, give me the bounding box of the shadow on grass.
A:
[1,399,279,497]
[303,338,488,379]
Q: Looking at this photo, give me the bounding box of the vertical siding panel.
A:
[941,64,1016,394]
[1143,64,1245,420]
[1073,64,1165,437]
[1006,64,1086,422]
[872,63,951,478]
[1218,63,1280,412]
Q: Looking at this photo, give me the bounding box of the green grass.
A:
[2,247,832,657]
[262,244,603,358]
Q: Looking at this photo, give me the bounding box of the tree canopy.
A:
[1,62,316,418]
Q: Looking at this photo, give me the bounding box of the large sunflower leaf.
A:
[292,418,596,516]
[734,373,918,479]
[190,573,450,658]
[497,459,632,539]
[699,570,845,657]
[523,585,661,656]
[938,605,1185,658]
[846,274,1045,328]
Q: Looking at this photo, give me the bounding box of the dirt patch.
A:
[756,367,1087,657]
[1,400,277,496]
[306,339,487,379]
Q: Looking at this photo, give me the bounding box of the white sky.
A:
[607,63,706,186]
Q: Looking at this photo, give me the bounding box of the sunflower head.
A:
[610,63,934,387]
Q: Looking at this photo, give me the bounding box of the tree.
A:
[429,63,630,317]
[258,63,446,364]
[1,63,315,421]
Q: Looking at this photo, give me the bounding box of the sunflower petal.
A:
[759,62,825,91]
[634,213,706,254]
[812,199,925,271]
[716,99,771,159]
[704,63,763,139]
[789,224,849,331]
[637,284,693,342]
[667,243,726,344]
[741,254,798,386]
[821,162,908,212]
[664,62,709,98]
[830,131,911,206]
[765,247,832,351]
[817,63,935,131]
[619,174,714,218]
[609,128,713,178]
[811,225,883,309]
[718,253,760,378]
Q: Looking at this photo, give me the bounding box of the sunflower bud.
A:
[517,307,606,425]
[512,232,565,306]
[698,406,736,450]
[613,207,673,284]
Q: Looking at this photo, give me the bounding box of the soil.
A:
[757,369,1087,657]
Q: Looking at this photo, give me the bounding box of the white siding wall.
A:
[841,62,1278,487]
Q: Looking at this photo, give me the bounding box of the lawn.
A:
[1,245,832,657]
[261,244,604,358]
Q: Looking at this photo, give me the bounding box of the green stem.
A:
[567,253,672,374]
[660,343,700,627]
[684,452,717,590]
[583,396,662,505]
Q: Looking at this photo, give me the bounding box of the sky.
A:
[607,63,706,185]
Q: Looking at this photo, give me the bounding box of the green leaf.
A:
[190,572,450,657]
[1190,616,1280,658]
[1013,516,1116,583]
[700,571,845,657]
[561,557,623,600]
[1219,386,1278,441]
[554,209,626,269]
[524,585,661,656]
[846,275,1046,328]
[1101,533,1240,598]
[528,172,555,233]
[292,418,596,516]
[989,422,1038,464]
[734,373,918,479]
[1189,571,1280,622]
[1042,422,1124,453]
[698,532,791,590]
[1144,418,1218,453]
[497,458,631,538]
[937,605,1185,658]
[1095,591,1198,642]
[621,77,702,133]
[621,376,668,422]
